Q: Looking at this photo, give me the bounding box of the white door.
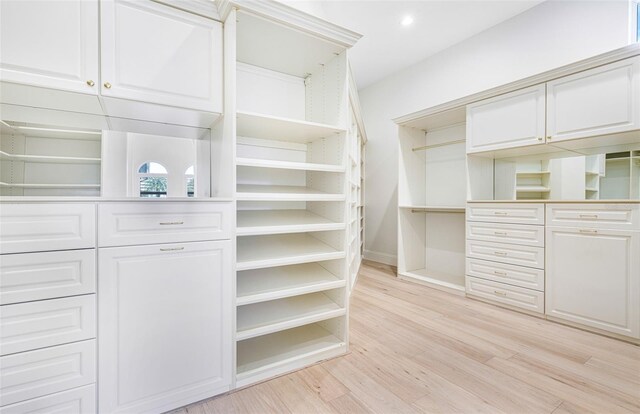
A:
[546,226,640,338]
[98,240,232,414]
[466,84,546,153]
[547,56,640,142]
[100,0,223,112]
[0,0,99,94]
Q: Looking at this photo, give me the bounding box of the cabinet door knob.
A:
[104,82,112,89]
[86,80,95,87]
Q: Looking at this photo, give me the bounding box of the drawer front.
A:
[466,258,544,291]
[98,202,232,247]
[466,203,544,225]
[1,250,96,305]
[0,384,96,414]
[466,276,544,314]
[0,204,96,254]
[546,204,639,230]
[466,221,544,247]
[466,240,544,269]
[0,295,96,356]
[0,341,95,407]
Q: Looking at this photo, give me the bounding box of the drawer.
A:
[0,384,95,414]
[0,341,95,407]
[466,258,544,291]
[0,295,96,356]
[466,221,544,247]
[466,276,544,314]
[466,239,544,269]
[0,204,96,254]
[546,204,639,230]
[1,250,96,305]
[466,203,544,225]
[98,202,232,247]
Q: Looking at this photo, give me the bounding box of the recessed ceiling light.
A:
[401,15,414,27]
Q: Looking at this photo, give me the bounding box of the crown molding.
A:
[152,0,221,21]
[216,0,362,48]
[394,43,640,126]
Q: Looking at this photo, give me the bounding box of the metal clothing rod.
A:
[412,139,466,152]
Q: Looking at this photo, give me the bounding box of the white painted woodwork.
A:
[237,263,345,306]
[546,203,640,230]
[0,203,96,254]
[546,226,640,338]
[466,276,544,314]
[98,240,232,414]
[236,184,345,202]
[237,234,345,271]
[466,258,544,291]
[236,157,344,173]
[547,56,640,142]
[237,292,345,340]
[466,239,545,270]
[237,210,344,236]
[236,111,345,143]
[0,384,96,414]
[98,202,232,247]
[466,221,545,247]
[466,85,546,153]
[466,203,545,225]
[0,0,99,95]
[0,249,96,305]
[0,295,96,356]
[0,341,95,407]
[100,0,223,112]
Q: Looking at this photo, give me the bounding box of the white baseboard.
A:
[363,249,397,266]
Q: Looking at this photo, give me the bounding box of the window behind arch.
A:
[138,162,168,198]
[185,165,195,197]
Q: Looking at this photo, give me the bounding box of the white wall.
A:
[361,0,634,265]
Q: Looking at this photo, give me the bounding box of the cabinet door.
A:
[466,85,546,153]
[0,0,99,94]
[98,240,232,414]
[547,56,640,142]
[546,227,640,338]
[100,0,223,112]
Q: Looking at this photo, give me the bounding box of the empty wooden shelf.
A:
[237,210,344,235]
[236,185,345,201]
[236,111,345,143]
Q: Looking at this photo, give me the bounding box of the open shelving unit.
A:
[229,7,358,388]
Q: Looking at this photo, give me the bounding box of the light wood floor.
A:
[176,261,640,414]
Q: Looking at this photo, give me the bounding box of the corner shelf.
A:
[236,185,345,201]
[236,157,344,173]
[237,210,344,236]
[237,111,345,143]
[399,205,466,213]
[236,233,345,271]
[398,268,465,294]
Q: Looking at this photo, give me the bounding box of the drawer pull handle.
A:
[494,271,507,276]
[494,251,508,256]
[494,290,507,296]
[494,231,508,236]
[579,214,598,219]
[160,247,185,252]
[159,221,184,225]
[579,229,598,234]
[493,212,508,216]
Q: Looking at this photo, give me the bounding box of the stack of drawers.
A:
[465,203,545,314]
[0,203,97,412]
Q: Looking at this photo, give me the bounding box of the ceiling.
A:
[294,0,545,89]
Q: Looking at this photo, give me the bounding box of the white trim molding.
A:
[364,249,397,266]
[152,0,221,21]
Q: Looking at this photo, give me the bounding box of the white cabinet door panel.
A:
[466,85,546,153]
[0,0,99,94]
[466,258,544,291]
[546,227,640,338]
[547,56,640,142]
[466,276,544,314]
[98,240,232,414]
[0,341,96,407]
[466,221,544,247]
[100,0,223,112]
[0,384,95,414]
[466,239,544,270]
[0,249,96,305]
[546,203,640,231]
[466,203,544,225]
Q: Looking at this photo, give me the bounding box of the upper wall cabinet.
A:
[547,56,640,143]
[466,84,546,154]
[0,0,99,95]
[100,0,223,113]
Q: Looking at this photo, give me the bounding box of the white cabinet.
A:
[546,226,640,339]
[547,56,640,142]
[100,0,223,113]
[98,240,232,414]
[466,85,546,153]
[0,0,99,95]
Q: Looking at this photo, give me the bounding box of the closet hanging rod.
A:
[410,208,465,213]
[412,139,466,152]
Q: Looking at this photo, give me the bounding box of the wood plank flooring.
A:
[176,261,640,414]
